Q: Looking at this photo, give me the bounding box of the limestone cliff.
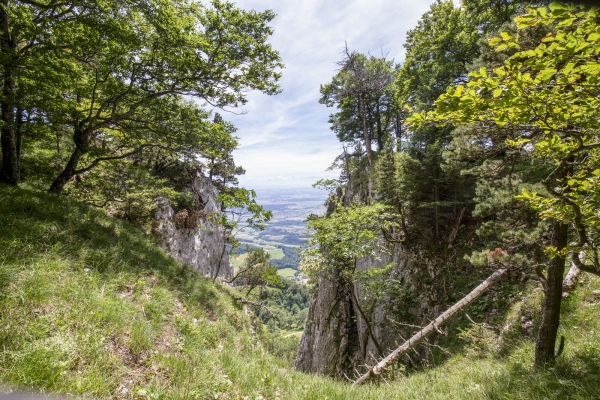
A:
[154,173,233,281]
[295,243,447,378]
[295,189,448,378]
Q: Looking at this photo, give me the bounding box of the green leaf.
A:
[500,31,512,41]
[488,37,501,46]
[549,2,566,12]
[538,68,557,81]
[493,88,502,98]
[562,62,576,75]
[588,33,600,41]
[537,7,548,18]
[480,67,488,78]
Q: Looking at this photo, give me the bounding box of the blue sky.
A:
[226,0,436,190]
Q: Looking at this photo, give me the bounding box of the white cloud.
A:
[224,0,436,190]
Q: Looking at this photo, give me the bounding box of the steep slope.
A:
[0,186,599,399]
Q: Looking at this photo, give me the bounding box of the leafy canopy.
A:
[410,2,600,273]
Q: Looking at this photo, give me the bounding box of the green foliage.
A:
[270,246,302,271]
[320,52,398,151]
[397,0,481,110]
[302,200,397,279]
[2,0,283,228]
[412,2,600,272]
[217,187,273,256]
[232,246,282,296]
[256,280,310,332]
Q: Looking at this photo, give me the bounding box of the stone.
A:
[154,173,233,281]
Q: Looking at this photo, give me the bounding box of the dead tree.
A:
[353,268,507,386]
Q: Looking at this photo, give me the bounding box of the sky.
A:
[225,0,436,191]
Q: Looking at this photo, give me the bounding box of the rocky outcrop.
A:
[295,244,445,378]
[154,173,233,281]
[295,269,362,376]
[295,188,449,378]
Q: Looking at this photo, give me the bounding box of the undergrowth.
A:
[0,185,599,399]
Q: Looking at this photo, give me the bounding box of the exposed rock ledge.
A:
[154,173,233,281]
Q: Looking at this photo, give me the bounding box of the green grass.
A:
[1,185,600,399]
[277,268,297,278]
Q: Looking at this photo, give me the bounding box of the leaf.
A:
[538,68,557,81]
[493,88,502,98]
[558,18,574,27]
[500,31,512,41]
[480,67,488,78]
[589,33,600,41]
[488,37,501,46]
[562,62,576,75]
[549,2,566,12]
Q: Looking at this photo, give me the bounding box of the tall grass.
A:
[0,185,599,399]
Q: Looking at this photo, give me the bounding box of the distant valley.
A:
[229,187,327,283]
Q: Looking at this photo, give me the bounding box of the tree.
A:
[43,0,282,193]
[392,0,483,244]
[213,187,273,281]
[410,2,600,364]
[320,47,396,167]
[228,245,282,296]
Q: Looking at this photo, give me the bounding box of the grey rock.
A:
[154,173,233,281]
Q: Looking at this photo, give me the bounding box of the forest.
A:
[1,0,600,398]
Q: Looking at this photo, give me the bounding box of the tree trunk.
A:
[358,94,372,166]
[353,268,507,386]
[0,0,19,185]
[351,285,383,358]
[434,183,440,239]
[49,127,89,194]
[535,221,568,365]
[15,105,23,160]
[212,242,228,282]
[395,112,402,153]
[375,98,383,151]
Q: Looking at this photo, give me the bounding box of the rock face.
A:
[295,269,362,376]
[154,174,233,281]
[295,189,446,378]
[295,244,443,378]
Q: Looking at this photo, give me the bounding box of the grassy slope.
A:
[1,185,599,399]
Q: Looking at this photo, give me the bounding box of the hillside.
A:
[0,186,599,399]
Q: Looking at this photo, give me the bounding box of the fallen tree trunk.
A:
[353,268,507,386]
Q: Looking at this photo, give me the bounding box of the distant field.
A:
[264,246,284,259]
[230,253,247,268]
[230,245,284,269]
[277,268,297,278]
